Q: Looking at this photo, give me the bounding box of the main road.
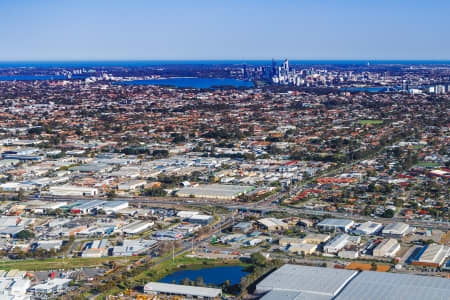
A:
[23,194,450,231]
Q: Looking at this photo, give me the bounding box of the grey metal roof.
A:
[382,222,409,234]
[260,290,303,300]
[256,265,358,296]
[325,234,350,248]
[233,222,253,229]
[0,226,25,235]
[177,184,254,197]
[75,200,106,210]
[70,163,110,172]
[335,271,450,300]
[144,282,221,297]
[260,290,332,300]
[318,218,354,227]
[256,265,450,300]
[101,200,127,208]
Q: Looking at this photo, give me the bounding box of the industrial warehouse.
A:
[256,264,450,300]
[176,184,254,200]
[144,282,222,299]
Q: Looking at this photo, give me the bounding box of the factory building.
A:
[256,264,358,299]
[277,237,318,255]
[257,218,289,232]
[144,282,222,299]
[2,148,42,161]
[317,218,354,233]
[70,200,105,214]
[101,201,128,214]
[69,163,112,173]
[29,279,71,295]
[232,222,253,233]
[23,200,67,214]
[279,237,304,247]
[0,226,26,239]
[335,269,450,300]
[34,240,63,251]
[413,244,449,267]
[81,239,108,258]
[0,182,35,192]
[373,239,400,258]
[177,211,199,218]
[117,180,147,191]
[353,221,382,235]
[186,214,214,225]
[0,279,30,299]
[122,221,154,235]
[256,264,450,300]
[302,233,330,244]
[338,250,359,259]
[111,239,157,257]
[324,234,350,254]
[382,222,410,238]
[176,184,254,200]
[49,185,98,197]
[154,230,183,240]
[288,243,317,255]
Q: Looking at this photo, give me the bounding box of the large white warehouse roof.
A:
[335,270,450,300]
[257,265,450,300]
[256,264,357,297]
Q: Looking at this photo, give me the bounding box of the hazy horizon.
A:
[2,58,450,64]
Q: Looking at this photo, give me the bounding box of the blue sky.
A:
[0,0,449,60]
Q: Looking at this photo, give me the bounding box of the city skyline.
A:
[1,0,450,61]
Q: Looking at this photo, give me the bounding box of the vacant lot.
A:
[359,120,384,125]
[0,256,139,271]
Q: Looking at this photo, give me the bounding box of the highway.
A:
[19,194,450,231]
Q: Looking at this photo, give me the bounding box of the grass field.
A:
[359,120,384,125]
[0,256,140,271]
[417,162,440,167]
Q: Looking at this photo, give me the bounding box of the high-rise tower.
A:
[282,59,289,75]
[271,58,277,77]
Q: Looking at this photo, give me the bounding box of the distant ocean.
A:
[0,60,449,68]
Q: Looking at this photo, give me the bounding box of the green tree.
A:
[195,276,205,287]
[143,187,167,197]
[15,230,35,239]
[222,279,231,289]
[371,262,377,271]
[382,209,394,218]
[250,252,267,267]
[106,190,116,200]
